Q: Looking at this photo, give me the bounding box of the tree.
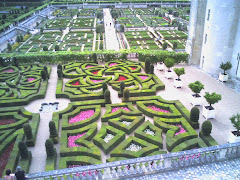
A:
[55,45,59,51]
[204,92,222,110]
[173,11,179,17]
[188,81,204,97]
[164,58,175,71]
[220,61,232,75]
[104,89,111,103]
[96,11,103,19]
[40,26,44,33]
[119,24,125,32]
[27,29,31,35]
[43,46,48,51]
[168,9,173,14]
[96,24,104,33]
[201,120,212,136]
[45,139,55,157]
[162,42,168,50]
[145,57,151,73]
[230,114,240,133]
[173,41,178,49]
[7,43,12,52]
[174,68,185,80]
[18,141,29,159]
[99,42,103,50]
[19,34,23,42]
[23,123,33,139]
[16,35,21,43]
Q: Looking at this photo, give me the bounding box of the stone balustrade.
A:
[23,142,240,180]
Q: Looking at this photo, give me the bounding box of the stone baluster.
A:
[117,166,123,177]
[86,171,92,179]
[59,175,64,180]
[236,146,240,156]
[92,169,98,180]
[147,161,152,172]
[52,176,58,180]
[158,160,164,169]
[65,174,71,180]
[103,168,112,179]
[97,169,103,179]
[152,160,157,170]
[129,164,135,174]
[71,173,78,180]
[111,166,117,178]
[185,155,190,167]
[135,163,141,173]
[141,162,147,173]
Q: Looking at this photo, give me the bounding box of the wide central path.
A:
[25,65,70,173]
[103,8,120,51]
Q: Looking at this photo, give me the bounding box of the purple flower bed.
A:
[68,165,98,176]
[0,142,15,177]
[171,124,186,135]
[69,110,95,124]
[0,118,15,125]
[111,107,131,113]
[68,133,86,148]
[109,63,117,67]
[2,69,14,73]
[91,79,103,83]
[27,78,36,82]
[86,66,94,69]
[147,105,170,113]
[139,75,148,80]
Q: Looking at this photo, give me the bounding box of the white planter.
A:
[190,95,202,106]
[202,106,216,119]
[157,63,165,71]
[174,79,183,88]
[219,73,228,82]
[165,70,174,79]
[228,130,240,143]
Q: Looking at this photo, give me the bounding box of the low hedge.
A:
[45,154,57,171]
[93,124,125,154]
[199,132,219,147]
[18,151,32,173]
[171,138,208,152]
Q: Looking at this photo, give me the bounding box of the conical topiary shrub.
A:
[190,107,200,129]
[49,121,58,143]
[44,66,49,78]
[41,70,47,80]
[145,57,151,73]
[57,64,62,71]
[102,82,108,93]
[45,139,55,157]
[104,89,111,103]
[18,141,29,159]
[57,69,62,79]
[123,88,130,102]
[120,81,125,93]
[150,64,154,74]
[201,120,212,136]
[23,123,33,139]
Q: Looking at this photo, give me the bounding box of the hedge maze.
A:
[53,59,218,169]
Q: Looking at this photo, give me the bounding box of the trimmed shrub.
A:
[162,42,167,50]
[45,139,55,157]
[190,107,200,122]
[57,64,62,70]
[145,57,151,73]
[174,68,185,80]
[43,46,48,51]
[13,57,18,67]
[102,82,108,93]
[41,70,47,80]
[188,81,204,96]
[164,58,175,71]
[150,64,154,74]
[57,69,62,79]
[49,121,58,138]
[173,41,178,49]
[55,45,60,51]
[120,81,125,93]
[204,92,222,110]
[23,123,33,139]
[18,141,29,159]
[104,89,111,103]
[201,120,212,136]
[220,61,232,75]
[123,88,130,100]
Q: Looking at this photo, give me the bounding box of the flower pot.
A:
[190,94,202,106]
[202,106,216,119]
[157,63,165,71]
[165,70,174,79]
[228,130,240,143]
[219,73,228,82]
[174,79,183,88]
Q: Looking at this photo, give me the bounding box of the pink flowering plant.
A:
[139,75,148,80]
[147,105,170,113]
[111,107,131,113]
[68,133,86,147]
[27,78,36,82]
[69,110,95,124]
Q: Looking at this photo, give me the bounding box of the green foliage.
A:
[41,70,47,80]
[120,81,125,92]
[13,57,18,67]
[173,41,178,49]
[96,11,103,19]
[43,46,48,51]
[188,81,204,96]
[201,120,212,136]
[120,24,125,32]
[57,64,62,70]
[0,57,4,67]
[16,35,21,43]
[96,24,104,33]
[99,42,103,50]
[18,141,29,159]
[190,107,200,122]
[150,64,154,74]
[49,121,58,138]
[102,82,108,93]
[162,42,168,50]
[20,34,23,41]
[23,123,33,139]
[57,69,62,79]
[104,89,111,103]
[164,58,175,71]
[55,45,59,51]
[174,68,185,80]
[220,61,232,75]
[45,139,55,157]
[92,53,97,63]
[123,88,130,100]
[40,26,43,33]
[7,43,12,52]
[145,57,151,73]
[230,113,240,132]
[204,92,221,109]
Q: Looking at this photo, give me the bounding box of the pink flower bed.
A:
[68,165,98,176]
[91,79,103,83]
[72,81,80,85]
[92,71,99,75]
[27,78,36,82]
[147,105,170,113]
[111,107,131,113]
[117,76,127,81]
[0,118,15,125]
[0,142,14,177]
[171,124,186,136]
[131,67,137,70]
[86,65,94,69]
[2,69,14,73]
[109,63,117,67]
[69,110,95,124]
[139,76,148,80]
[68,133,86,148]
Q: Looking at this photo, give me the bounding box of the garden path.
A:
[154,64,240,145]
[25,65,70,173]
[103,8,120,51]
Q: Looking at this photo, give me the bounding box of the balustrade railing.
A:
[23,142,240,180]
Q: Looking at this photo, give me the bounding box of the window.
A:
[204,34,207,44]
[207,9,210,21]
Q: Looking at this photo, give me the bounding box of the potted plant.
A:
[164,58,175,79]
[156,56,165,71]
[173,67,185,88]
[219,61,232,82]
[202,92,222,119]
[228,113,240,143]
[188,81,204,106]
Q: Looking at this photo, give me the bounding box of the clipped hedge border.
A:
[171,138,208,152]
[93,124,125,154]
[199,132,219,147]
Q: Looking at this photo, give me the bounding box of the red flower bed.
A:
[0,118,15,125]
[92,71,99,75]
[0,142,15,177]
[131,67,137,70]
[72,81,80,85]
[117,76,127,81]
